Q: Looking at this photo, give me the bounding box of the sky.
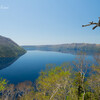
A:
[0,0,100,45]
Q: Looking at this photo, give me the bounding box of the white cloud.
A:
[0,5,9,10]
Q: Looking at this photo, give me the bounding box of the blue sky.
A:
[0,0,100,45]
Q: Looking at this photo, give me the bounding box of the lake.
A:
[0,50,95,84]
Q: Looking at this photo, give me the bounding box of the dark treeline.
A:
[22,43,100,55]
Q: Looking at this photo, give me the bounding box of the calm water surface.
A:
[0,51,94,84]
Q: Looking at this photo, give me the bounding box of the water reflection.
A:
[93,53,100,65]
[0,51,100,84]
[0,57,19,70]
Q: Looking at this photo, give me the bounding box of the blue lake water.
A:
[0,51,95,84]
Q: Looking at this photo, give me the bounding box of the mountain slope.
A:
[22,43,100,53]
[0,35,26,57]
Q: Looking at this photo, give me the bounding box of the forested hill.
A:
[0,35,26,57]
[22,43,100,53]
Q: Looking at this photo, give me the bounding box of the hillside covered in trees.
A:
[23,43,100,54]
[0,35,26,57]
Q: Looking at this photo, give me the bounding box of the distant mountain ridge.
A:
[22,43,100,53]
[0,35,26,57]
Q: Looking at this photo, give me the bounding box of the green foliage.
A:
[20,92,34,100]
[0,78,7,92]
[34,66,71,100]
[84,92,95,100]
[20,63,100,100]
